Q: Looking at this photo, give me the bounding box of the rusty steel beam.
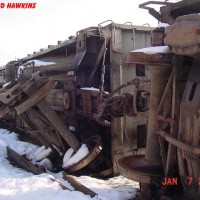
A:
[156,130,200,156]
[63,172,97,197]
[37,100,80,151]
[14,72,81,151]
[156,71,173,115]
[0,107,11,118]
[165,56,182,176]
[145,65,171,163]
[27,109,66,151]
[15,79,56,115]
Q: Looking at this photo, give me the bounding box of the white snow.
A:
[17,59,57,75]
[2,81,11,88]
[132,46,169,54]
[69,126,76,132]
[33,145,46,159]
[0,128,139,200]
[39,158,53,171]
[33,147,52,162]
[63,148,74,166]
[81,87,100,92]
[24,59,56,67]
[158,22,169,28]
[29,145,53,170]
[62,144,89,168]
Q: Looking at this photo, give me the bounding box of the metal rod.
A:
[145,66,170,162]
[165,56,182,176]
[156,130,200,156]
[157,71,173,115]
[99,38,107,101]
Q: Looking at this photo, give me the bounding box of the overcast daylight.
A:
[0,0,161,66]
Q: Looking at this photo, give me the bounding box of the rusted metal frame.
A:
[18,73,80,151]
[37,100,80,151]
[156,130,200,156]
[28,108,66,153]
[19,112,36,130]
[28,108,66,152]
[62,172,97,197]
[123,107,136,155]
[29,108,53,128]
[15,79,56,115]
[18,112,45,145]
[0,82,24,104]
[27,109,60,149]
[144,65,171,163]
[88,38,108,85]
[20,71,43,93]
[81,91,92,118]
[0,106,11,118]
[156,70,173,173]
[157,115,173,124]
[139,1,172,21]
[160,0,200,24]
[165,56,182,176]
[46,89,69,108]
[158,131,167,172]
[98,78,150,119]
[156,71,173,115]
[99,38,107,101]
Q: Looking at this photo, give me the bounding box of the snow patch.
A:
[132,46,169,54]
[24,59,56,67]
[69,126,76,132]
[18,59,57,75]
[158,22,169,28]
[81,87,100,92]
[62,144,89,168]
[63,148,74,165]
[38,158,53,171]
[34,147,52,162]
[2,81,11,88]
[0,128,139,200]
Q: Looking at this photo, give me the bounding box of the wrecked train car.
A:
[1,0,200,199]
[0,22,152,177]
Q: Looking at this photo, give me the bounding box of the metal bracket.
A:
[139,1,173,21]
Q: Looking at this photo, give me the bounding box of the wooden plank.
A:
[7,147,74,191]
[62,172,97,197]
[7,147,97,196]
[7,146,44,175]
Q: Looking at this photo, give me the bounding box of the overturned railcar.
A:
[1,0,200,199]
[0,22,152,177]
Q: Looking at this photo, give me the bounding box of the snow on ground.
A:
[0,129,139,200]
